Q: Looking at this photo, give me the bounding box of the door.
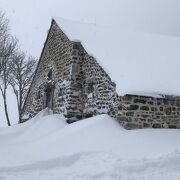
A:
[45,87,53,109]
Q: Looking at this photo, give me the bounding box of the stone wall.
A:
[22,20,117,122]
[22,19,180,130]
[22,20,83,120]
[115,94,180,129]
[81,52,118,118]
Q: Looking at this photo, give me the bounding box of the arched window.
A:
[47,69,52,80]
[88,83,94,94]
[58,88,63,97]
[86,83,94,94]
[37,91,41,99]
[71,63,79,80]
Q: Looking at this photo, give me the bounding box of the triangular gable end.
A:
[22,19,86,121]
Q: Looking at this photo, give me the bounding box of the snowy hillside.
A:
[1,109,180,179]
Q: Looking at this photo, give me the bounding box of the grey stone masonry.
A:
[115,94,180,129]
[22,19,117,122]
[22,19,180,129]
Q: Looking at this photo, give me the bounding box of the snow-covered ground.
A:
[0,88,18,127]
[0,109,180,180]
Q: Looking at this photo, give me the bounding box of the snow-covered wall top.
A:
[54,17,180,97]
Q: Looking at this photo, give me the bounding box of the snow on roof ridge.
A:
[124,92,163,98]
[53,16,130,32]
[53,16,180,39]
[53,16,113,81]
[53,16,100,27]
[52,16,180,97]
[124,92,170,98]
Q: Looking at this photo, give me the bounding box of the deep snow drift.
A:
[1,109,180,179]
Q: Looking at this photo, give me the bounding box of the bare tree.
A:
[0,12,8,69]
[0,38,18,126]
[10,52,36,123]
[0,12,19,126]
[0,11,36,125]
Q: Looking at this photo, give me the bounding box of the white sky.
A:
[0,0,180,58]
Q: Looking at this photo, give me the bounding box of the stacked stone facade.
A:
[22,19,180,129]
[23,20,117,122]
[114,95,180,129]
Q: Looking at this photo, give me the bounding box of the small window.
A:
[37,91,41,99]
[71,63,79,80]
[58,88,63,97]
[87,83,94,94]
[48,69,52,79]
[73,43,80,49]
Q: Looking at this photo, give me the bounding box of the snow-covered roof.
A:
[54,17,180,96]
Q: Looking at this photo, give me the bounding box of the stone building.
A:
[22,18,180,129]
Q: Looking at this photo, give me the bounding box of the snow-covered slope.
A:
[54,17,180,96]
[1,109,180,179]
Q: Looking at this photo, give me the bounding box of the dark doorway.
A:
[45,86,53,109]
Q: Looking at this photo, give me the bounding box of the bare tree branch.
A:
[9,52,37,123]
[0,11,18,126]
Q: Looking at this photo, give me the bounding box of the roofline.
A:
[124,93,180,101]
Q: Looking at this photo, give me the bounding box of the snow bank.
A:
[54,17,180,96]
[1,110,180,179]
[0,108,67,143]
[0,88,18,127]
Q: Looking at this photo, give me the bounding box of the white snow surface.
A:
[1,108,180,179]
[54,17,180,96]
[0,88,18,127]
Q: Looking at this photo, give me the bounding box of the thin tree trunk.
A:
[19,86,22,123]
[3,91,11,126]
[12,85,21,123]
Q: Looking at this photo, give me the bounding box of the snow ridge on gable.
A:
[54,17,180,96]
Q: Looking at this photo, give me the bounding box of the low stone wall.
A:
[115,94,180,129]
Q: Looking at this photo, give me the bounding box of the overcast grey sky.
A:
[0,0,180,57]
